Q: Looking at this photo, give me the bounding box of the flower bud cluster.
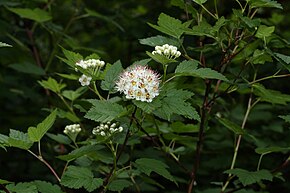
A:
[76,59,105,69]
[75,59,106,87]
[64,124,82,134]
[116,65,160,103]
[152,44,181,59]
[92,122,123,137]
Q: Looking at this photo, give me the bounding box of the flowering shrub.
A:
[0,0,290,193]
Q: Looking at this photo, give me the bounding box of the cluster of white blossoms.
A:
[64,124,82,134]
[92,122,123,137]
[116,65,160,103]
[152,44,181,59]
[75,59,105,87]
[76,59,105,69]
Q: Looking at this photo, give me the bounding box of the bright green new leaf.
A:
[255,25,275,39]
[28,109,57,142]
[217,117,245,135]
[175,60,199,74]
[38,77,66,93]
[107,179,132,191]
[62,87,87,101]
[61,166,103,192]
[6,182,38,193]
[248,0,283,9]
[0,179,11,185]
[135,158,176,183]
[33,181,64,193]
[148,13,188,39]
[57,144,103,161]
[7,8,52,22]
[8,129,33,150]
[192,0,207,5]
[9,62,45,75]
[59,47,83,67]
[101,60,123,93]
[253,84,290,105]
[0,134,9,147]
[0,42,12,47]
[255,146,290,155]
[85,100,126,123]
[279,115,290,123]
[146,51,176,65]
[139,35,180,47]
[224,168,273,186]
[154,88,200,121]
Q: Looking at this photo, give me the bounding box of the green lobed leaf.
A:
[46,133,71,145]
[154,88,200,121]
[273,52,290,72]
[0,42,12,47]
[38,77,66,93]
[252,49,272,64]
[133,98,162,114]
[175,60,199,74]
[171,121,199,133]
[57,144,103,161]
[217,117,245,135]
[135,158,176,183]
[8,129,33,150]
[139,35,180,47]
[9,62,45,75]
[255,25,275,39]
[6,182,38,193]
[255,146,290,155]
[224,168,273,186]
[132,58,152,66]
[184,20,215,38]
[85,100,126,123]
[28,109,57,142]
[61,166,103,192]
[148,13,187,39]
[33,181,64,193]
[253,83,290,105]
[248,0,283,9]
[107,179,133,191]
[7,8,52,22]
[101,60,123,93]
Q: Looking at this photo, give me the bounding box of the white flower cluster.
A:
[76,59,105,69]
[79,74,92,86]
[64,124,81,134]
[116,65,160,103]
[152,44,181,59]
[92,122,123,137]
[75,59,106,87]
